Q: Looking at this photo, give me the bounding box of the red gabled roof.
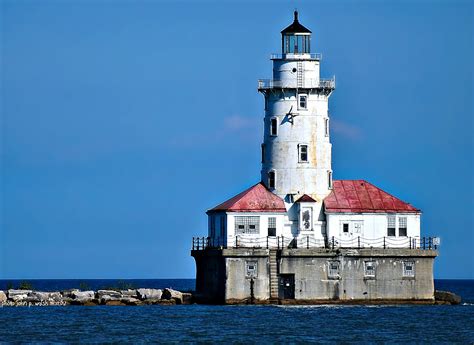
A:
[208,182,286,213]
[295,194,317,203]
[324,180,420,213]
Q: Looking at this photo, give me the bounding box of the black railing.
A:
[192,235,439,251]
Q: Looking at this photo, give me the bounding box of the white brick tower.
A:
[258,11,335,236]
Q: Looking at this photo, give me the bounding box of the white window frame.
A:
[403,261,415,277]
[364,261,376,277]
[325,118,329,137]
[398,216,407,237]
[235,216,260,235]
[387,215,396,237]
[246,261,258,278]
[298,144,308,163]
[298,94,307,110]
[270,117,278,136]
[268,217,276,237]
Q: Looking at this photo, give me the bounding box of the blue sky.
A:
[1,0,472,279]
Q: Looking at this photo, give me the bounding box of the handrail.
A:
[192,235,439,251]
[257,77,335,90]
[270,53,322,60]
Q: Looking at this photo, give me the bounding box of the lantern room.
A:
[281,11,312,54]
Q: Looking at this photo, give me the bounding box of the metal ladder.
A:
[269,249,279,300]
[296,61,304,88]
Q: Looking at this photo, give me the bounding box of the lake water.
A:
[1,279,473,343]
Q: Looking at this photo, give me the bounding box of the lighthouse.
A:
[259,10,335,238]
[191,11,438,305]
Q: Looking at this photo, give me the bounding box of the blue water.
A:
[1,279,473,343]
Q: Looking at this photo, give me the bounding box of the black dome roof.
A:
[281,11,311,34]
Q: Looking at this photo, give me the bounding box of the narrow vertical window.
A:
[399,217,407,236]
[268,171,276,189]
[268,217,276,237]
[325,118,329,137]
[387,215,396,236]
[220,215,226,239]
[342,223,349,233]
[299,144,308,162]
[328,171,333,189]
[270,118,278,136]
[261,144,265,163]
[210,216,215,238]
[298,94,307,109]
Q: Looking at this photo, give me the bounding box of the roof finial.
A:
[294,9,299,22]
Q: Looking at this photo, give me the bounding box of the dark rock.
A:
[435,290,461,305]
[182,293,194,304]
[162,288,183,304]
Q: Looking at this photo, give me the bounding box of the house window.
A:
[298,94,307,109]
[353,221,363,234]
[364,261,376,277]
[403,261,415,277]
[235,216,260,234]
[270,118,278,136]
[399,217,407,237]
[268,171,276,189]
[342,223,349,233]
[299,144,308,162]
[325,118,329,137]
[246,261,258,278]
[328,261,340,279]
[387,215,396,236]
[328,171,333,189]
[261,144,265,163]
[268,217,276,237]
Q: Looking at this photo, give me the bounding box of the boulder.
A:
[97,290,122,299]
[26,291,50,303]
[121,289,138,298]
[100,295,122,305]
[136,288,162,301]
[182,293,193,305]
[121,297,142,306]
[162,288,183,304]
[71,291,95,302]
[435,290,461,305]
[0,291,7,303]
[61,289,80,298]
[8,289,30,301]
[49,292,63,302]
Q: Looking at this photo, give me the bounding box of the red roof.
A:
[208,182,286,213]
[295,194,317,203]
[324,180,420,213]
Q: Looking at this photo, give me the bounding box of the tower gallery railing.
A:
[258,77,336,90]
[192,236,439,251]
[270,53,323,60]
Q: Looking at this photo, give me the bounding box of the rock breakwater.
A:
[0,288,193,307]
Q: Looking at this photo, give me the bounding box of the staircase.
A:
[269,249,279,301]
[296,61,303,88]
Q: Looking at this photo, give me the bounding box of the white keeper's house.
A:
[192,11,438,304]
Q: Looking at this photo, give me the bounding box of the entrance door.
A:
[279,274,295,299]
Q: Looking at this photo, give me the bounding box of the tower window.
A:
[387,215,396,236]
[299,144,308,162]
[399,217,407,236]
[325,118,329,137]
[261,144,265,163]
[328,171,333,189]
[270,118,278,136]
[268,171,276,189]
[298,94,307,109]
[268,217,276,237]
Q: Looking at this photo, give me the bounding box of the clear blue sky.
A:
[1,0,473,279]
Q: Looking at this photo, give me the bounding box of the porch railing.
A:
[192,236,439,251]
[257,77,336,90]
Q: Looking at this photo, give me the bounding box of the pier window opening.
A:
[261,144,266,163]
[299,144,308,162]
[268,217,276,237]
[246,261,258,278]
[398,217,407,237]
[268,171,276,189]
[364,261,376,277]
[328,261,340,279]
[387,216,396,237]
[403,261,415,277]
[328,171,333,189]
[325,118,329,137]
[235,216,260,235]
[270,118,278,136]
[298,94,307,110]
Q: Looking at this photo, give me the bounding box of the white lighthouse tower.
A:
[258,11,335,236]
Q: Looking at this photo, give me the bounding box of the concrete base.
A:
[191,248,438,304]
